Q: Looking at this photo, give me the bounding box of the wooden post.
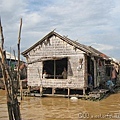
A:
[0,17,21,120]
[52,87,55,95]
[68,88,70,97]
[94,59,97,88]
[0,17,4,49]
[40,86,43,96]
[38,68,43,96]
[54,60,56,79]
[13,50,17,65]
[83,88,86,95]
[18,18,22,100]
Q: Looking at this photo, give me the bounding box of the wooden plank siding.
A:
[26,35,85,89]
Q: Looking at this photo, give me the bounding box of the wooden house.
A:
[22,31,112,96]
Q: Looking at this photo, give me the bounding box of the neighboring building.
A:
[0,51,18,77]
[0,51,27,79]
[22,31,113,96]
[0,51,17,89]
[0,51,27,89]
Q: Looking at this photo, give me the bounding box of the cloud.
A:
[0,0,120,60]
[90,43,118,51]
[89,42,120,59]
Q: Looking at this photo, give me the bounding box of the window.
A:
[42,58,68,79]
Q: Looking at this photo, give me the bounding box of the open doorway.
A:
[42,57,68,79]
[87,56,94,87]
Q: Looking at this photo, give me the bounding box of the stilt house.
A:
[22,31,112,96]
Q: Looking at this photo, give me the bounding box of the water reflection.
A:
[0,90,120,120]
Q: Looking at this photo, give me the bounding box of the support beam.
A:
[83,88,86,95]
[68,88,70,97]
[40,86,43,96]
[52,87,55,95]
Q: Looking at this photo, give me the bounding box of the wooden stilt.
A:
[28,86,31,94]
[68,88,70,98]
[40,85,43,96]
[83,88,86,95]
[18,18,22,101]
[52,87,55,95]
[20,80,23,100]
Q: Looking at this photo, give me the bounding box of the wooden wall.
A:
[27,62,43,86]
[96,60,106,87]
[26,36,86,89]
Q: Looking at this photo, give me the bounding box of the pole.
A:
[38,68,43,96]
[18,18,22,100]
[54,60,56,79]
[0,17,4,49]
[0,17,21,120]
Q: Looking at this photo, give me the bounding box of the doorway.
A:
[87,56,94,86]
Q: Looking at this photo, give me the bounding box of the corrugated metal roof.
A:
[6,51,17,60]
[2,51,18,60]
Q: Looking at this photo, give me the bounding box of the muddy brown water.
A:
[0,90,120,120]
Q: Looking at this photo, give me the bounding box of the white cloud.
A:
[0,0,120,60]
[90,43,117,51]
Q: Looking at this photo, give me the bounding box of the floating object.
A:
[70,97,78,100]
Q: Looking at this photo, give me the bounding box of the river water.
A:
[0,90,120,120]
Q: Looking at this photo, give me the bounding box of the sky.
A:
[0,0,120,61]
